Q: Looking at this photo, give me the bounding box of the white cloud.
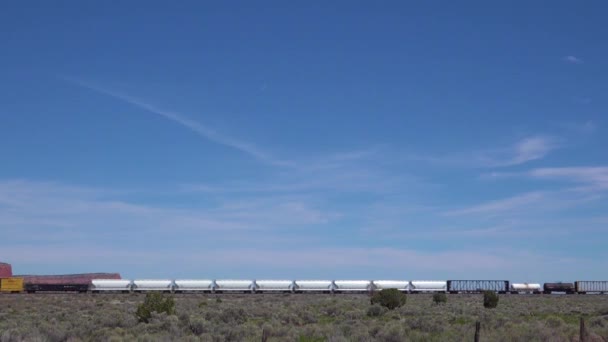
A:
[511,136,558,165]
[563,55,584,64]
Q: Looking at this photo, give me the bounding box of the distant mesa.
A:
[15,273,121,285]
[0,262,13,278]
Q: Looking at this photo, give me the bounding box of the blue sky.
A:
[1,1,607,281]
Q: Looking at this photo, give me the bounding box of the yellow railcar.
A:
[0,277,24,293]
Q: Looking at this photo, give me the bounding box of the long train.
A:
[2,278,607,294]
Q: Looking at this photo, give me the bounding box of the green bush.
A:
[433,292,447,304]
[135,293,176,323]
[483,291,499,309]
[370,289,407,310]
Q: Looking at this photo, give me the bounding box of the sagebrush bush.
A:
[483,291,499,309]
[217,307,247,324]
[367,304,387,317]
[188,316,207,335]
[135,293,176,323]
[298,335,326,342]
[432,293,447,304]
[370,289,406,310]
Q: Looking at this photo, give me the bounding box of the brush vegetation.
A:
[1,293,608,341]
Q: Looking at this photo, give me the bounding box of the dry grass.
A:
[1,293,608,341]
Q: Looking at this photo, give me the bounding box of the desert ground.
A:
[1,293,608,341]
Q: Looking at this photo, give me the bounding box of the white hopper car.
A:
[409,281,447,293]
[214,280,255,293]
[294,280,333,292]
[132,280,173,292]
[255,280,294,292]
[372,280,410,292]
[91,279,132,293]
[333,280,373,292]
[174,280,214,293]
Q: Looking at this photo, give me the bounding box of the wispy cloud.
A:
[4,244,602,280]
[444,192,545,216]
[529,167,608,190]
[443,186,604,219]
[407,135,560,168]
[0,180,338,246]
[480,136,559,167]
[560,120,596,134]
[563,55,584,64]
[3,178,607,279]
[60,76,293,167]
[181,146,425,196]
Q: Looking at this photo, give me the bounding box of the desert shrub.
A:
[590,316,607,328]
[298,335,326,342]
[299,310,318,324]
[188,316,207,335]
[544,315,564,328]
[433,293,447,304]
[145,312,180,336]
[375,321,406,342]
[344,309,365,320]
[217,307,247,325]
[370,289,406,310]
[323,304,342,317]
[135,293,176,323]
[367,305,387,317]
[483,291,499,309]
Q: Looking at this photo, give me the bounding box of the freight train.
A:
[1,278,607,294]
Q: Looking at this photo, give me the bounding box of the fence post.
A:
[580,317,586,342]
[474,321,480,342]
[262,328,268,342]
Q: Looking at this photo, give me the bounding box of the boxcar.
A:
[543,283,575,294]
[0,278,24,293]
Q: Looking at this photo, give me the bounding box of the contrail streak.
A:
[61,76,292,167]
